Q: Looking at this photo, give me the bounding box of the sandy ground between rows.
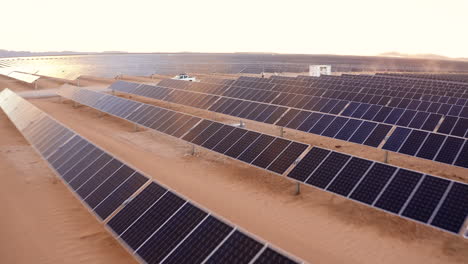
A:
[1,78,468,264]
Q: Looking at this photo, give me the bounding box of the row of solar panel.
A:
[161,80,468,136]
[56,87,468,237]
[0,89,300,264]
[58,86,309,176]
[110,81,468,168]
[287,147,468,234]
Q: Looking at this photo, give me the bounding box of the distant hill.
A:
[379,51,468,61]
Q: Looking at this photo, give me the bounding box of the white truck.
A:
[172,73,197,82]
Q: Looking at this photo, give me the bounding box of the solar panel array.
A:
[56,87,468,237]
[57,86,310,176]
[287,146,468,235]
[110,80,468,169]
[0,88,300,264]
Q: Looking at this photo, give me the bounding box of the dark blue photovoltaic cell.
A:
[415,134,446,160]
[435,137,464,164]
[341,102,360,116]
[349,121,377,144]
[267,142,308,174]
[275,109,300,127]
[238,134,276,163]
[252,138,291,169]
[402,176,450,223]
[224,131,261,158]
[212,128,248,154]
[372,107,392,122]
[326,157,373,197]
[382,127,411,152]
[205,231,263,264]
[374,169,423,213]
[309,115,335,134]
[361,105,381,120]
[431,183,468,233]
[334,119,362,141]
[161,216,233,264]
[396,110,416,127]
[454,141,468,168]
[408,112,429,129]
[285,111,312,129]
[350,104,371,118]
[363,124,392,147]
[135,204,207,264]
[297,113,323,132]
[437,116,457,135]
[254,248,298,264]
[321,117,348,138]
[305,152,350,188]
[398,130,428,156]
[420,114,442,131]
[450,118,468,137]
[350,163,397,205]
[383,108,404,125]
[287,147,330,182]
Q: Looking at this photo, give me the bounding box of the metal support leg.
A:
[133,123,139,132]
[98,112,104,118]
[280,127,284,137]
[191,145,196,156]
[240,120,245,128]
[295,183,301,195]
[384,151,389,164]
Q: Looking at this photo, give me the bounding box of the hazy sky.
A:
[2,0,467,57]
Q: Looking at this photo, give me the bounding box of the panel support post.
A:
[133,123,139,132]
[34,80,38,90]
[280,126,284,137]
[384,150,389,164]
[98,112,104,118]
[295,182,301,195]
[191,144,196,156]
[240,120,245,128]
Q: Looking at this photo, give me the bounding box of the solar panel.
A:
[204,230,263,263]
[431,183,468,233]
[398,130,428,156]
[238,134,276,163]
[349,163,397,205]
[305,152,351,188]
[287,147,330,182]
[326,157,373,196]
[252,138,291,168]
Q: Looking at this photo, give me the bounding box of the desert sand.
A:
[1,76,468,264]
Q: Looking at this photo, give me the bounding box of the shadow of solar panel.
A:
[434,137,464,164]
[297,112,323,132]
[334,119,362,141]
[349,163,397,205]
[309,115,335,134]
[182,120,213,142]
[321,117,348,138]
[135,204,207,264]
[364,124,391,147]
[454,141,468,168]
[120,192,186,250]
[161,216,233,264]
[190,122,224,145]
[287,147,330,182]
[415,134,446,160]
[305,152,350,188]
[171,117,201,138]
[326,157,373,196]
[275,109,300,127]
[349,121,377,144]
[107,182,167,235]
[254,247,298,264]
[238,135,275,163]
[398,130,428,156]
[69,153,113,189]
[204,230,263,264]
[84,165,136,209]
[374,169,423,213]
[94,172,147,220]
[252,138,291,169]
[62,148,104,183]
[224,131,261,158]
[76,159,123,199]
[431,183,468,233]
[396,110,417,126]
